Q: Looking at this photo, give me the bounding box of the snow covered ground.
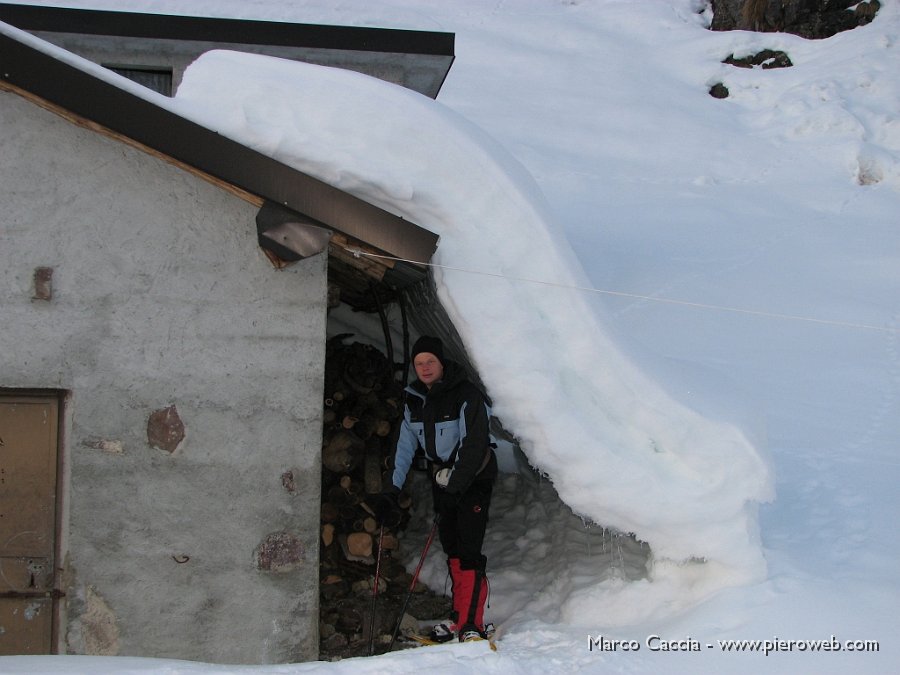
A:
[2,0,899,673]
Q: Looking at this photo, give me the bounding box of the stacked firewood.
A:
[320,335,408,561]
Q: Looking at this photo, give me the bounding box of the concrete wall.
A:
[0,90,325,663]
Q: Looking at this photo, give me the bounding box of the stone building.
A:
[0,4,452,663]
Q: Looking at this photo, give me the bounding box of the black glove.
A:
[371,489,401,527]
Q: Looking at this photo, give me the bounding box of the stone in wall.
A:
[32,266,53,301]
[256,531,305,572]
[281,469,297,493]
[82,438,125,454]
[81,585,119,656]
[147,405,185,453]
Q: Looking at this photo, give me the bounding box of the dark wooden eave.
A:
[0,29,439,270]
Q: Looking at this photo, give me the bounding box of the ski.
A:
[401,628,497,651]
[404,633,443,646]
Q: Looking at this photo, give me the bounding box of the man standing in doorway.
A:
[379,335,497,642]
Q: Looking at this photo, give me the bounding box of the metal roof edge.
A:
[0,3,455,56]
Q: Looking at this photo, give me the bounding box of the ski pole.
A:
[388,514,441,651]
[367,525,386,656]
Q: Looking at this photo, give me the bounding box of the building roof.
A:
[0,3,455,97]
[0,7,443,298]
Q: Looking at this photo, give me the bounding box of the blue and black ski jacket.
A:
[390,360,495,496]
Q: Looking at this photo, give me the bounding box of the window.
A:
[104,65,173,96]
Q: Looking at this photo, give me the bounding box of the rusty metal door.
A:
[0,394,60,655]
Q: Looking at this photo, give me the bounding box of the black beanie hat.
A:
[411,336,444,365]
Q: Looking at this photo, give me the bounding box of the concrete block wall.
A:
[0,90,325,663]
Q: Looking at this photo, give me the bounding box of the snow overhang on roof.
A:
[0,3,456,98]
[0,23,440,290]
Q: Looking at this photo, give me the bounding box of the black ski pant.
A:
[432,452,497,570]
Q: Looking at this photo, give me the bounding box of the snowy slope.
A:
[2,1,899,673]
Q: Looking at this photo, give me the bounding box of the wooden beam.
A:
[329,233,394,283]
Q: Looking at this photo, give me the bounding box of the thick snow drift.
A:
[172,50,773,599]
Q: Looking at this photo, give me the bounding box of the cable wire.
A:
[343,246,899,335]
